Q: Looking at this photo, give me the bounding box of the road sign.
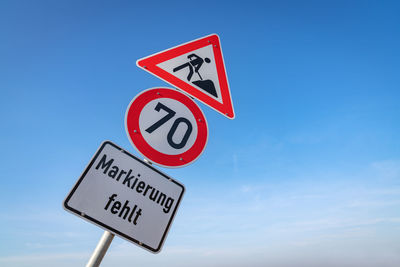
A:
[137,34,235,119]
[63,141,185,253]
[125,88,208,168]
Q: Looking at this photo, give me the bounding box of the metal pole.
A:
[86,231,115,267]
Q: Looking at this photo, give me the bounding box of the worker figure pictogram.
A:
[173,54,218,97]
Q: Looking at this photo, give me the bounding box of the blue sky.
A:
[1,0,400,266]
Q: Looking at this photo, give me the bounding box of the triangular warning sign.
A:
[137,34,235,119]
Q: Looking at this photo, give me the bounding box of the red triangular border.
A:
[136,34,235,119]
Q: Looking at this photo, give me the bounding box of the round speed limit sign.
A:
[125,88,208,168]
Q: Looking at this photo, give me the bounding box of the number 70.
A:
[145,102,193,149]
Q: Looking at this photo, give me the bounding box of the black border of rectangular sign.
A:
[63,141,185,253]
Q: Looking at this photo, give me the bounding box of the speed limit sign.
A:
[125,88,208,168]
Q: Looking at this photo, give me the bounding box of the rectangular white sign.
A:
[63,141,185,253]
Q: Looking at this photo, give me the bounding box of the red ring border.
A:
[125,88,208,168]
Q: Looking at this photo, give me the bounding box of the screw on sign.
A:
[125,88,208,168]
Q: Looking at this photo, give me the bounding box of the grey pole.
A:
[86,231,115,267]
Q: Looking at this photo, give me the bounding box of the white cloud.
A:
[0,252,88,267]
[371,159,400,180]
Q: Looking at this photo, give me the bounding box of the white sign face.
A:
[63,141,185,253]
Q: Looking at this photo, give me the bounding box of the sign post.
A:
[86,231,114,267]
[64,33,234,265]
